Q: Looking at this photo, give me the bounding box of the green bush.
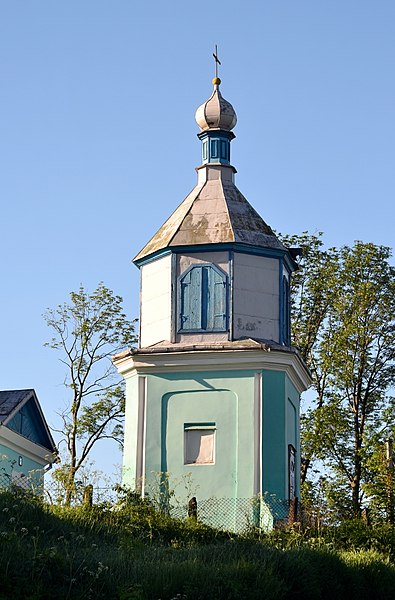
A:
[1,490,395,599]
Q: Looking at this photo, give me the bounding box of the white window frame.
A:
[184,424,216,466]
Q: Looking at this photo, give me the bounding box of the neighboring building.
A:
[114,70,311,530]
[0,389,57,491]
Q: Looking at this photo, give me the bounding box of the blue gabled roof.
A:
[0,389,57,454]
[0,389,33,422]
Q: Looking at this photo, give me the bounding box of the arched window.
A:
[178,264,227,332]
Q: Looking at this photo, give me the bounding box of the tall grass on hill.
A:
[1,490,395,599]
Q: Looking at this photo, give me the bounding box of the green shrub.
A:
[1,490,395,599]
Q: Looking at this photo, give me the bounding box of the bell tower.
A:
[114,64,311,530]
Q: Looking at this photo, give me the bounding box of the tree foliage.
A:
[281,233,395,517]
[44,282,137,504]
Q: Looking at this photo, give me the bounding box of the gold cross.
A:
[213,44,221,79]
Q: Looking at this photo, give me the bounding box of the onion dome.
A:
[195,77,237,132]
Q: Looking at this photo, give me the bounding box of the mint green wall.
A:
[262,370,286,498]
[122,375,139,488]
[0,443,44,488]
[162,389,238,499]
[123,367,301,510]
[140,371,256,503]
[285,375,301,498]
[261,371,301,500]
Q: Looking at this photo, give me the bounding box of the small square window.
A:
[184,426,215,465]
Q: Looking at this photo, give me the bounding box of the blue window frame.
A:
[178,264,227,332]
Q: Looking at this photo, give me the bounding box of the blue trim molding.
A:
[135,242,298,271]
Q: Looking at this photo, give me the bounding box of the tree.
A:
[280,232,340,485]
[44,283,137,504]
[362,405,395,522]
[319,243,395,515]
[281,234,395,517]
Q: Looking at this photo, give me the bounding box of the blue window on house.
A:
[179,264,227,332]
[282,275,291,345]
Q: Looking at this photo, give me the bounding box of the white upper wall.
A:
[140,254,172,348]
[233,252,280,343]
[139,250,283,347]
[178,251,229,276]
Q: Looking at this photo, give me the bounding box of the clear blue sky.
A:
[1,1,394,478]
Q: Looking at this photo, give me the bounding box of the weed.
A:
[1,490,395,599]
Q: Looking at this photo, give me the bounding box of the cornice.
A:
[114,348,311,394]
[134,242,289,268]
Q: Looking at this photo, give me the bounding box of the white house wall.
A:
[233,253,280,342]
[140,255,172,348]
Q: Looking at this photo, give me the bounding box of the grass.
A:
[1,490,395,599]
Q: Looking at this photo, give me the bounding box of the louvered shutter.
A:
[180,270,191,329]
[180,265,227,331]
[180,267,202,330]
[189,267,202,328]
[206,267,227,330]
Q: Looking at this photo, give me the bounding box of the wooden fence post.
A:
[83,484,93,507]
[288,497,298,525]
[188,496,197,520]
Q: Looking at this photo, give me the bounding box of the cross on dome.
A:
[195,49,237,132]
[213,44,221,83]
